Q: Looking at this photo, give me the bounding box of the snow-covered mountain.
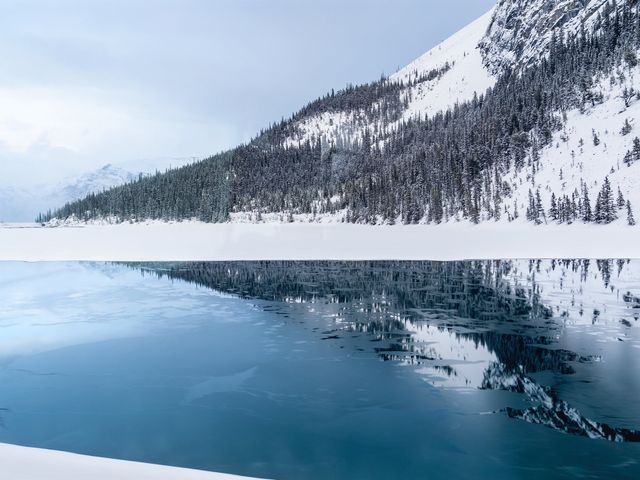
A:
[57,164,139,206]
[283,8,498,149]
[282,0,640,225]
[286,0,621,150]
[483,0,640,224]
[45,0,640,227]
[390,8,496,121]
[0,164,138,222]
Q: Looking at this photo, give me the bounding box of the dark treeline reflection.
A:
[136,260,547,316]
[127,260,640,442]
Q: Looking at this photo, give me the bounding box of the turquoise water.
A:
[0,261,639,479]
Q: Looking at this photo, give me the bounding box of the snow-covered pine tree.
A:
[581,184,592,222]
[558,194,576,224]
[622,87,636,108]
[571,190,579,221]
[549,193,559,221]
[624,150,634,166]
[617,187,626,208]
[526,190,536,222]
[628,200,636,226]
[624,49,638,69]
[633,137,640,162]
[595,177,617,224]
[535,189,545,224]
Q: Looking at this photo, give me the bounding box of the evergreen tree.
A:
[628,200,636,226]
[581,184,593,222]
[624,49,638,68]
[429,186,444,224]
[617,187,626,208]
[549,193,559,221]
[595,177,617,224]
[623,87,636,108]
[535,189,545,224]
[634,136,640,162]
[526,190,536,222]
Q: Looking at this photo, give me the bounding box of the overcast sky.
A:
[0,0,495,187]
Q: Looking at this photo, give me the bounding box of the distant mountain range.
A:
[0,164,138,222]
[44,0,640,226]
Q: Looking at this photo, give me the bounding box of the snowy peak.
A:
[60,164,139,200]
[390,7,496,120]
[287,0,627,145]
[391,9,495,83]
[0,164,139,222]
[480,0,623,74]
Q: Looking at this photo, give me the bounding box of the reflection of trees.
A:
[132,260,550,318]
[127,260,639,442]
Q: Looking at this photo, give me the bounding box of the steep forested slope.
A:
[44,0,640,227]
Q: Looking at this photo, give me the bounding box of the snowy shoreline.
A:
[1,221,639,261]
[0,443,262,480]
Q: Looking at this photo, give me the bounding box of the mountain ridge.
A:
[42,0,640,227]
[0,164,138,222]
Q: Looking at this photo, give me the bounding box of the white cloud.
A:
[0,87,129,153]
[0,85,239,186]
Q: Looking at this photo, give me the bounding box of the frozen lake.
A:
[0,261,639,479]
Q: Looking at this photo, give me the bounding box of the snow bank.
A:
[1,221,639,261]
[0,443,261,480]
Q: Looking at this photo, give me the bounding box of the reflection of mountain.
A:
[129,260,640,443]
[484,363,640,443]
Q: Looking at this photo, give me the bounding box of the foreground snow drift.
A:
[0,444,260,480]
[1,222,639,261]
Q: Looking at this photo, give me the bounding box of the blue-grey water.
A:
[0,261,639,479]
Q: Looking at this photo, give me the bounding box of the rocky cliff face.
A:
[480,0,622,74]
